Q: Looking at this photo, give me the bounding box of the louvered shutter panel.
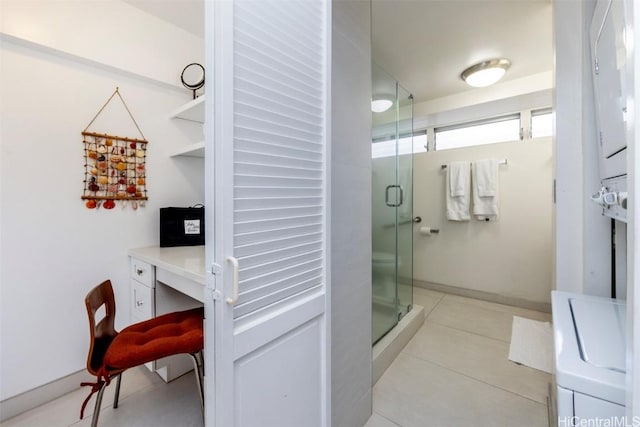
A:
[232,0,327,320]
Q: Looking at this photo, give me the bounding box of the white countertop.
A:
[129,245,206,285]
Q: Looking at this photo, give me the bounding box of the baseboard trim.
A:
[0,369,92,422]
[413,279,551,313]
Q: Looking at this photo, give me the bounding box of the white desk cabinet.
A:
[130,258,155,321]
[129,258,155,372]
[128,246,205,382]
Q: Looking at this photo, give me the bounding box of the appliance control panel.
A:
[591,175,627,222]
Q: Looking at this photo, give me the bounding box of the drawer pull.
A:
[136,300,144,307]
[136,268,144,276]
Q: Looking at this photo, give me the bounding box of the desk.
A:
[128,245,206,303]
[128,245,206,381]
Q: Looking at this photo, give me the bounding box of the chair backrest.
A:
[84,280,118,376]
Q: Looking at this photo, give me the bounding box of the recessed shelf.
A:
[169,141,205,158]
[169,96,204,123]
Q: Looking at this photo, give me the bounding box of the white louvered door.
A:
[204,1,331,426]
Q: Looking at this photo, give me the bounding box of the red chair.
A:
[80,280,204,427]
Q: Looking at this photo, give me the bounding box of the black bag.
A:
[159,205,205,247]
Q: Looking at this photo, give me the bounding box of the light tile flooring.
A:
[367,287,552,427]
[3,287,551,427]
[2,365,203,427]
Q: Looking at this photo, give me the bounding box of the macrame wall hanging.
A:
[81,87,148,210]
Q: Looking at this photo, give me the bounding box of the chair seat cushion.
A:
[104,307,204,369]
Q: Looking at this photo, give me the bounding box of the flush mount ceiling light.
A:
[461,58,511,88]
[371,96,393,113]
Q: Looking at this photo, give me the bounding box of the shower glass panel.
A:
[371,64,413,345]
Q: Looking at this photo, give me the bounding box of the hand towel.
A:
[449,162,467,197]
[472,159,499,221]
[446,161,470,221]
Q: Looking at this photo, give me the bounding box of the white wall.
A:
[331,1,372,426]
[580,0,614,297]
[414,71,553,117]
[0,0,203,88]
[410,139,553,303]
[554,0,612,297]
[372,88,555,305]
[0,1,204,402]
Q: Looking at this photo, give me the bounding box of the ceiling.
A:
[372,0,553,104]
[124,0,553,104]
[123,0,205,38]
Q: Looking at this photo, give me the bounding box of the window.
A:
[531,108,552,138]
[434,114,520,151]
[371,133,427,159]
[372,106,552,156]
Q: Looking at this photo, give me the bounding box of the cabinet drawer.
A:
[131,279,154,320]
[130,258,154,287]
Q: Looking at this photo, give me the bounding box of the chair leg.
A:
[190,352,205,412]
[113,373,123,409]
[90,382,107,427]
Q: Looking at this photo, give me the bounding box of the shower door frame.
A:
[371,67,414,345]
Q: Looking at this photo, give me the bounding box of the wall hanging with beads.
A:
[81,87,148,210]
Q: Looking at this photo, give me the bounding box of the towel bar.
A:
[441,159,507,169]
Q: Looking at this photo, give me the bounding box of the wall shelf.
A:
[169,96,205,158]
[169,141,204,158]
[169,96,204,123]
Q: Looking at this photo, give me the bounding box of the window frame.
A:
[433,113,522,151]
[371,130,427,159]
[371,106,553,156]
[530,107,553,139]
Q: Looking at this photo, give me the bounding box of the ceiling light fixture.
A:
[371,96,393,113]
[461,58,511,88]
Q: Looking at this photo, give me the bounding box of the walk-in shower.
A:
[371,64,414,344]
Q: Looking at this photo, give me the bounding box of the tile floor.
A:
[3,287,551,427]
[366,287,552,427]
[1,364,203,427]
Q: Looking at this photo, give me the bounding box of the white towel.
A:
[449,162,466,197]
[472,159,499,221]
[446,161,470,221]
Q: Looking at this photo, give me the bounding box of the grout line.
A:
[419,295,445,319]
[400,352,549,407]
[424,297,526,343]
[426,318,512,343]
[371,410,403,427]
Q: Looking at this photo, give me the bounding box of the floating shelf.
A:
[169,141,205,158]
[169,96,204,123]
[169,96,205,158]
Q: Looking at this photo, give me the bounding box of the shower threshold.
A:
[372,304,424,385]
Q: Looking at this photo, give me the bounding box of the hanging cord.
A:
[79,366,111,419]
[83,87,146,141]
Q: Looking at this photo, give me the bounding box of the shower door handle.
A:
[385,185,404,207]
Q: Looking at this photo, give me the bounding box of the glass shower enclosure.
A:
[372,64,414,344]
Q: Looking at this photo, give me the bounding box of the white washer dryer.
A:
[551,291,626,424]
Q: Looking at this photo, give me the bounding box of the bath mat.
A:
[508,316,553,374]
